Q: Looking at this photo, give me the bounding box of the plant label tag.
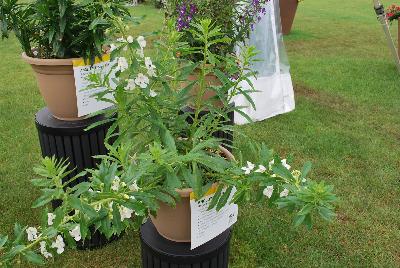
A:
[73,55,116,117]
[190,186,238,250]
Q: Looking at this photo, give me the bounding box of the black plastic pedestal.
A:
[140,220,231,268]
[35,107,114,187]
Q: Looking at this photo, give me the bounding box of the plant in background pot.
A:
[165,0,271,114]
[280,0,303,35]
[386,4,400,22]
[0,19,337,267]
[0,0,132,120]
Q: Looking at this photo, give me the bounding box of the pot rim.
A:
[176,146,234,198]
[21,52,80,66]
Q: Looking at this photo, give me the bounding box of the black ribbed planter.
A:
[140,220,231,268]
[35,107,119,250]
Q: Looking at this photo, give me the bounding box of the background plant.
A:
[0,0,132,62]
[166,0,271,58]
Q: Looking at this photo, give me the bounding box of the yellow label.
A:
[72,54,110,67]
[190,184,218,200]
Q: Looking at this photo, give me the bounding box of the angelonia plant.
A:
[0,16,337,268]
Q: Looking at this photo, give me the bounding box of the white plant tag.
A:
[190,186,238,250]
[73,55,116,117]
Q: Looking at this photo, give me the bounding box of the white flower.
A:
[39,241,53,259]
[144,57,157,77]
[126,35,134,43]
[135,73,149,88]
[136,48,144,58]
[255,165,267,173]
[69,225,81,241]
[263,186,274,198]
[109,43,117,52]
[119,206,134,221]
[125,79,136,91]
[281,159,291,170]
[241,161,255,175]
[147,66,157,77]
[111,176,121,191]
[129,180,139,192]
[302,178,307,183]
[116,57,129,72]
[137,36,146,48]
[280,188,289,197]
[116,37,125,42]
[26,227,38,241]
[47,213,56,226]
[144,57,153,68]
[149,90,157,97]
[51,235,65,254]
[33,50,38,57]
[269,159,291,170]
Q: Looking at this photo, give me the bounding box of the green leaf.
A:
[298,204,314,216]
[216,186,233,211]
[31,178,52,188]
[165,171,181,189]
[293,214,306,227]
[318,206,336,222]
[13,223,26,245]
[71,182,91,197]
[32,189,56,208]
[0,235,8,248]
[23,250,45,265]
[112,203,123,232]
[301,161,312,178]
[208,184,223,210]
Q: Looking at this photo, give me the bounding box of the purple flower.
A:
[176,0,198,31]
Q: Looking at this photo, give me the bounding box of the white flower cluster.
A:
[26,226,66,258]
[39,241,52,259]
[51,235,65,254]
[241,159,291,199]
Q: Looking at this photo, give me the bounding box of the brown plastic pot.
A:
[22,53,81,121]
[280,0,299,35]
[150,147,235,242]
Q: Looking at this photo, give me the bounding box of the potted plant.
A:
[164,0,271,109]
[280,0,303,35]
[386,4,400,55]
[0,19,337,266]
[0,0,131,120]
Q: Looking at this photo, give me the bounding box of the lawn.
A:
[1,0,400,267]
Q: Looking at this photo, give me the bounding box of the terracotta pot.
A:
[22,53,81,121]
[150,146,235,242]
[186,68,224,108]
[280,0,299,35]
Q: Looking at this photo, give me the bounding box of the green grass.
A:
[1,1,400,267]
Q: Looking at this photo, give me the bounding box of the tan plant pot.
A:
[150,147,235,242]
[280,0,299,35]
[22,53,82,121]
[186,68,224,108]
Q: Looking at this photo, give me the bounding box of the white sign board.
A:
[73,55,116,117]
[190,186,238,250]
